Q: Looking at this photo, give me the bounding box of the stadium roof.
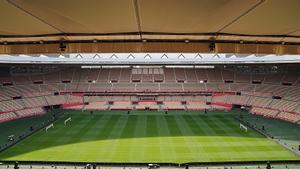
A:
[1,0,300,55]
[1,0,300,43]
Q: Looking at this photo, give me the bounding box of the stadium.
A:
[1,0,300,169]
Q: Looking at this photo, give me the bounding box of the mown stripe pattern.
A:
[0,112,298,163]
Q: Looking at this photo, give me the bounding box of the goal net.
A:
[45,123,54,133]
[240,123,248,132]
[64,117,71,125]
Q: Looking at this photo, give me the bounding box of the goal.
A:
[64,117,71,125]
[45,123,54,133]
[240,123,248,132]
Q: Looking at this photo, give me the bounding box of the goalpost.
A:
[45,123,54,133]
[64,117,72,125]
[240,123,248,132]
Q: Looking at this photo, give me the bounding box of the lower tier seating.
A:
[251,107,279,118]
[0,112,17,123]
[15,107,46,117]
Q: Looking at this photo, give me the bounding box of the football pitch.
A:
[0,111,299,163]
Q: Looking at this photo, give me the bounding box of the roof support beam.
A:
[0,42,300,55]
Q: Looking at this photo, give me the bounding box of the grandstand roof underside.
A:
[1,0,300,54]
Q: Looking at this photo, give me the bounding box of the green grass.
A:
[0,110,299,163]
[0,113,54,145]
[238,111,300,151]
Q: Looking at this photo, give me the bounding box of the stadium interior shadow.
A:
[0,110,299,160]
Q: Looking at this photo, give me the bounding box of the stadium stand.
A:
[226,95,250,105]
[0,67,300,125]
[136,83,159,92]
[135,101,160,110]
[84,101,108,110]
[235,72,251,83]
[0,112,17,123]
[212,94,228,103]
[183,83,206,92]
[110,101,132,110]
[185,69,198,82]
[89,83,112,92]
[277,111,300,123]
[160,83,183,92]
[186,101,209,110]
[269,100,299,112]
[112,83,135,92]
[247,96,273,108]
[15,107,46,118]
[22,96,48,108]
[45,95,67,106]
[251,107,279,118]
[162,101,185,110]
[0,100,24,112]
